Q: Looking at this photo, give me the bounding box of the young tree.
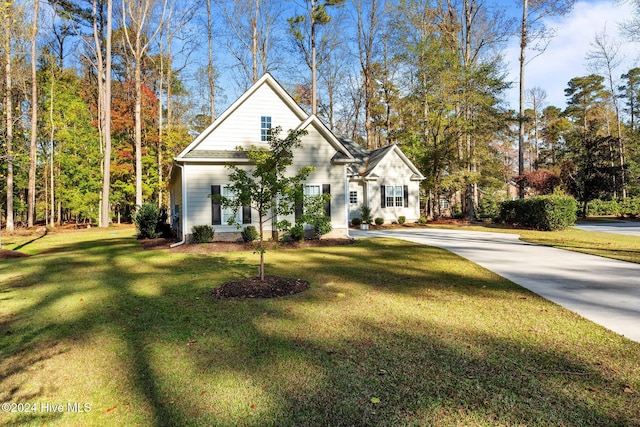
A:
[217,127,313,281]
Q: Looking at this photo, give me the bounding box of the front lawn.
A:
[1,229,638,426]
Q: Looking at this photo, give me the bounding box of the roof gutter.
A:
[170,162,187,248]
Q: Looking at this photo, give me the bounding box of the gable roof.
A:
[340,138,425,181]
[176,73,307,159]
[175,73,353,163]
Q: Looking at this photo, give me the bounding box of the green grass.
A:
[1,228,639,426]
[422,222,640,264]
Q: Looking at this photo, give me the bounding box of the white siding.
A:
[367,150,421,222]
[196,84,304,151]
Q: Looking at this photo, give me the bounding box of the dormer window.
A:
[261,116,272,142]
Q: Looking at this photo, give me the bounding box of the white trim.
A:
[176,73,308,160]
[364,145,425,181]
[296,115,355,162]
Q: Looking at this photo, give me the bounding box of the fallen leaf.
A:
[79,298,84,302]
[624,386,634,393]
[370,397,380,404]
[106,405,118,414]
[201,391,207,396]
[250,404,257,409]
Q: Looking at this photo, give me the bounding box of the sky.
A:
[504,0,639,110]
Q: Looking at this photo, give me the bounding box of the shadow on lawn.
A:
[1,237,639,426]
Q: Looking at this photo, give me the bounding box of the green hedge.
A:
[587,199,620,216]
[498,195,577,231]
[587,197,640,218]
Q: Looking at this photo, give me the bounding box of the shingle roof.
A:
[340,138,394,177]
[182,150,248,159]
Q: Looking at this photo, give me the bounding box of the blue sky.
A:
[504,0,638,109]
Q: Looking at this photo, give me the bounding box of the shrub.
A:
[418,216,427,224]
[476,195,501,221]
[360,206,373,224]
[286,223,305,242]
[620,197,640,218]
[351,217,362,226]
[191,225,215,243]
[312,216,332,237]
[398,216,406,225]
[241,225,259,242]
[374,217,384,226]
[498,195,577,231]
[134,204,161,239]
[588,199,620,216]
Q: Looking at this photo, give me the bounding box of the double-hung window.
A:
[385,185,404,208]
[261,116,272,142]
[304,184,321,198]
[222,186,242,224]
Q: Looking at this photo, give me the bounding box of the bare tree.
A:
[354,0,382,148]
[207,0,215,121]
[216,0,280,86]
[586,25,627,198]
[122,0,166,208]
[518,0,574,197]
[525,86,547,170]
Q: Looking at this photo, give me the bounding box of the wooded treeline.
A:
[2,0,640,230]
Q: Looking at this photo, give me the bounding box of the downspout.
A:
[345,164,350,238]
[170,162,187,247]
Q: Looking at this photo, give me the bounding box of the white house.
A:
[169,73,424,243]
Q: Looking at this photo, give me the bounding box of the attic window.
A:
[261,116,272,142]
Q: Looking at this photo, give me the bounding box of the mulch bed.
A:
[208,275,310,299]
[0,250,30,259]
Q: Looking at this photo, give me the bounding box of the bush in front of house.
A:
[498,195,577,231]
[192,225,215,243]
[241,225,259,242]
[374,217,384,226]
[360,206,372,224]
[417,216,427,224]
[351,217,362,226]
[398,216,406,225]
[286,223,305,242]
[134,203,161,239]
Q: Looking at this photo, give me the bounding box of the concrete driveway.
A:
[573,220,640,236]
[351,228,640,343]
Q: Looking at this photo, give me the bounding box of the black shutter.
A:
[242,205,252,224]
[381,185,386,208]
[322,184,331,218]
[403,185,409,208]
[295,184,303,221]
[211,185,221,225]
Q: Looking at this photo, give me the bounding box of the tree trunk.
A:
[28,0,39,228]
[518,0,528,199]
[135,43,143,207]
[207,0,215,122]
[4,0,14,231]
[99,0,113,228]
[311,0,317,115]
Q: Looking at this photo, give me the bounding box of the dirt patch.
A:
[0,250,30,259]
[209,275,310,299]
